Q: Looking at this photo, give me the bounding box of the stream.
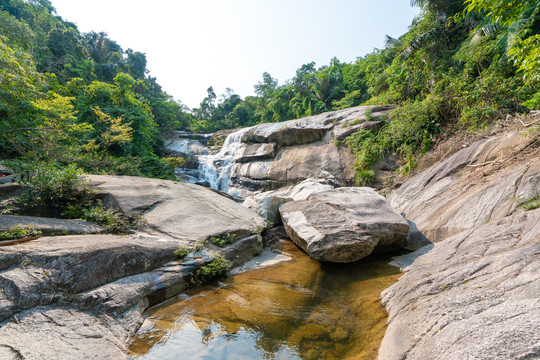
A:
[128,241,401,360]
[132,131,402,359]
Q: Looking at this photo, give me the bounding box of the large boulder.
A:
[87,175,266,243]
[279,187,409,262]
[379,208,540,360]
[243,178,336,224]
[389,132,540,243]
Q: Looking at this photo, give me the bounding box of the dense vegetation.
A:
[0,0,192,178]
[1,0,539,183]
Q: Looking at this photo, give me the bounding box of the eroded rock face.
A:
[87,175,266,242]
[389,132,540,243]
[379,208,540,360]
[230,141,349,194]
[279,187,409,262]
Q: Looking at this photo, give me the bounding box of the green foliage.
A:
[0,227,42,241]
[174,245,190,258]
[138,156,176,179]
[9,161,85,208]
[188,256,231,287]
[162,156,185,168]
[355,170,376,186]
[79,204,128,233]
[62,200,132,233]
[0,2,192,179]
[517,195,540,210]
[211,233,236,247]
[364,108,374,121]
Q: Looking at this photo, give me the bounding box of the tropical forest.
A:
[0,0,539,359]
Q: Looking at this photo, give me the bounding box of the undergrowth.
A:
[188,256,231,287]
[0,227,42,241]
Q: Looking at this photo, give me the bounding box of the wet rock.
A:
[0,215,104,236]
[379,208,540,360]
[279,187,409,262]
[87,175,265,242]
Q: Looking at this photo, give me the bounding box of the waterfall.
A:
[197,127,250,193]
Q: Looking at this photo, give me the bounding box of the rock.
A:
[231,141,351,193]
[221,234,263,268]
[241,105,394,147]
[242,120,331,147]
[279,187,409,262]
[0,227,265,358]
[379,208,540,360]
[236,143,276,163]
[243,178,335,224]
[334,120,384,141]
[0,183,24,197]
[389,132,540,242]
[0,175,17,185]
[87,175,266,242]
[0,164,12,176]
[0,234,179,321]
[0,215,104,236]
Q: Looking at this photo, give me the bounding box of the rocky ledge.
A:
[0,176,265,359]
[379,129,540,359]
[379,208,540,360]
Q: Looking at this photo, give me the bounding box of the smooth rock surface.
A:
[0,234,179,322]
[231,141,350,193]
[243,178,336,224]
[0,215,104,236]
[379,208,540,360]
[0,229,265,359]
[88,175,266,242]
[236,143,276,163]
[389,132,540,242]
[279,187,409,262]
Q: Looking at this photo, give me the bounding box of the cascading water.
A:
[197,127,250,193]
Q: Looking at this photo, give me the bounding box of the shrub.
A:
[9,161,86,208]
[162,156,186,168]
[518,195,540,211]
[364,108,373,121]
[138,156,176,180]
[174,245,190,258]
[188,256,231,287]
[355,170,376,186]
[63,201,129,233]
[211,233,236,247]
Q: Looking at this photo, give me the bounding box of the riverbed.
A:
[128,240,401,360]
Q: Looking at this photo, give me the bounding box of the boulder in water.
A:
[243,178,336,224]
[279,187,409,263]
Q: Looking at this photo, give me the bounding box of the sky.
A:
[50,0,420,109]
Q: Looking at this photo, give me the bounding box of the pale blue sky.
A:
[50,0,420,108]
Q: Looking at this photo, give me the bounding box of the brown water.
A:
[128,241,401,360]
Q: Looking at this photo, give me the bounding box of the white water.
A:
[197,127,250,192]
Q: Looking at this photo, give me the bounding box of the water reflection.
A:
[128,241,400,360]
